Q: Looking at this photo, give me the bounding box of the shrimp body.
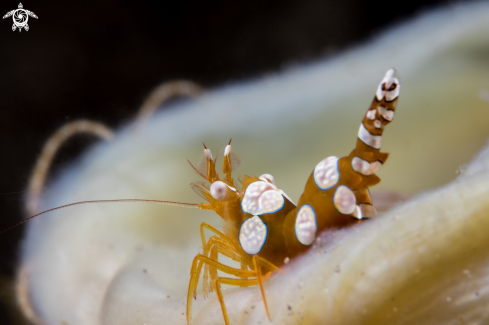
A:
[188,69,401,325]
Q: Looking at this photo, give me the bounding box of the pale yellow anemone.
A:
[17,2,489,324]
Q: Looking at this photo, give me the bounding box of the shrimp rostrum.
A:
[186,68,400,325]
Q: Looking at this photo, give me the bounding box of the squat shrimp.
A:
[185,68,400,324]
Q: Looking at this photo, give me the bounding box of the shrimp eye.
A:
[259,174,275,185]
[388,83,397,91]
[210,181,229,200]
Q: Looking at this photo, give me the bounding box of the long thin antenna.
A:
[1,199,200,235]
[187,158,207,179]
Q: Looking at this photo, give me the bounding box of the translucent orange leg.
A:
[213,276,263,325]
[199,222,233,249]
[196,223,244,296]
[199,223,232,295]
[253,255,279,321]
[208,238,251,288]
[208,238,235,292]
[189,223,279,324]
[212,273,277,325]
[205,234,248,269]
[187,254,256,325]
[200,236,243,297]
[198,222,250,292]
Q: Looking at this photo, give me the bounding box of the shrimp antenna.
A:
[187,158,208,179]
[0,198,200,235]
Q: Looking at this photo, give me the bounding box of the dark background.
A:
[0,0,447,323]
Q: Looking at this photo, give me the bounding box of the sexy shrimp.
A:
[185,68,400,324]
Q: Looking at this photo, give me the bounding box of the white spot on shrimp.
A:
[333,185,356,214]
[375,69,400,102]
[352,205,363,219]
[378,105,394,121]
[224,144,231,156]
[351,157,382,176]
[314,156,339,190]
[258,190,284,214]
[239,216,267,255]
[241,180,285,215]
[366,109,376,120]
[259,173,275,185]
[359,204,377,217]
[204,148,213,160]
[358,123,382,149]
[295,204,317,245]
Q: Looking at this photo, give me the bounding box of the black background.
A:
[0,0,446,323]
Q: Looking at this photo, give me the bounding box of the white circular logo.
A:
[2,3,38,32]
